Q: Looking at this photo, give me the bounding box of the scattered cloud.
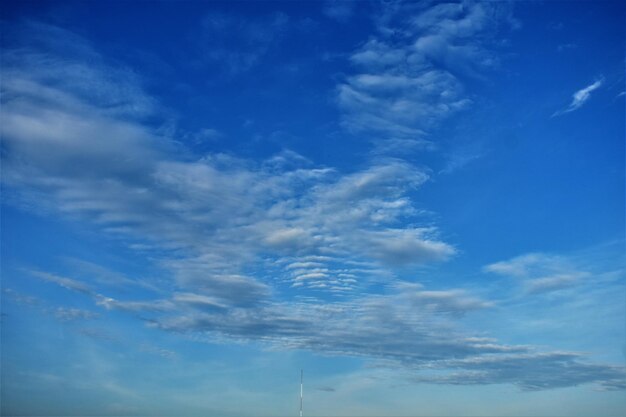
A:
[3,17,624,394]
[150,286,503,360]
[2,20,457,304]
[4,287,99,322]
[145,285,624,390]
[62,258,162,293]
[1,21,157,120]
[34,251,623,391]
[29,270,93,294]
[2,19,462,303]
[524,273,583,294]
[365,228,456,265]
[412,351,626,391]
[395,282,494,316]
[2,35,452,295]
[53,307,100,321]
[337,2,513,152]
[484,252,589,294]
[96,296,175,313]
[3,288,40,306]
[552,78,604,117]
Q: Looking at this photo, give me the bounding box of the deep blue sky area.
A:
[1,1,625,416]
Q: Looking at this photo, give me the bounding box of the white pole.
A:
[300,369,303,417]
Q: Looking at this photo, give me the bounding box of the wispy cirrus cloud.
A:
[29,270,94,294]
[4,287,100,322]
[552,78,604,117]
[411,351,626,391]
[338,1,514,153]
[62,258,162,293]
[3,288,40,307]
[96,296,176,313]
[484,252,589,294]
[2,21,157,120]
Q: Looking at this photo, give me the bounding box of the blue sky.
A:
[1,1,625,416]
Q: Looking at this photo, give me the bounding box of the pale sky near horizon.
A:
[1,1,625,416]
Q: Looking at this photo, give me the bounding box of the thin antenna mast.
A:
[299,369,303,417]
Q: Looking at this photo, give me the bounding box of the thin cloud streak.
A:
[552,78,604,117]
[484,252,590,295]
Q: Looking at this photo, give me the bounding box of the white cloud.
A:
[3,288,40,306]
[411,351,626,391]
[146,283,624,390]
[96,296,175,313]
[552,78,604,117]
[62,258,161,292]
[365,228,456,265]
[172,293,228,310]
[337,2,512,152]
[484,252,589,294]
[264,227,312,249]
[29,270,93,294]
[525,273,584,294]
[2,22,156,120]
[4,21,453,299]
[31,243,623,391]
[163,260,271,306]
[403,289,494,315]
[484,253,551,277]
